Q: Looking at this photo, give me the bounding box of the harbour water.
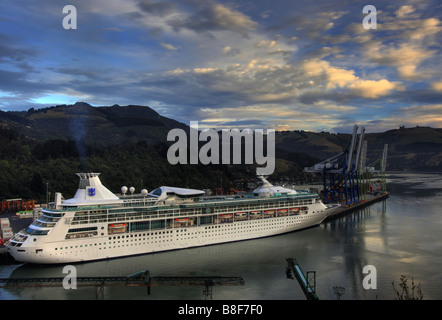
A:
[1,172,441,300]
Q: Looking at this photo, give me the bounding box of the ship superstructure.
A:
[6,173,329,264]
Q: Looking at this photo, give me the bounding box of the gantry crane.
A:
[304,125,387,206]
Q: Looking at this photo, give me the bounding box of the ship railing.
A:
[68,196,316,226]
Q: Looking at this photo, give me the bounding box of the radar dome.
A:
[129,187,135,195]
[141,189,148,196]
[121,186,128,195]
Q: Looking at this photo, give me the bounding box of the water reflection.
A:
[322,200,388,299]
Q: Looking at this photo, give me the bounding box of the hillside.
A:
[365,126,442,171]
[1,103,442,200]
[2,103,442,172]
[0,102,188,146]
[275,127,442,171]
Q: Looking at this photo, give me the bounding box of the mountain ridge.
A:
[0,102,188,145]
[1,102,442,173]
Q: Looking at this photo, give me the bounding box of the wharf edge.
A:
[323,193,389,222]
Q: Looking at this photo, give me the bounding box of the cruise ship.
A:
[6,173,329,264]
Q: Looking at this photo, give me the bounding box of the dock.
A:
[0,271,245,300]
[324,192,389,221]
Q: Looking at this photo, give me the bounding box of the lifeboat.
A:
[264,210,275,214]
[109,223,126,228]
[174,218,189,222]
[235,212,247,217]
[221,214,233,218]
[250,211,261,215]
[289,207,300,212]
[277,209,287,213]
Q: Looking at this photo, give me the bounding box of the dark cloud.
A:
[0,33,38,72]
[136,0,177,17]
[0,69,50,94]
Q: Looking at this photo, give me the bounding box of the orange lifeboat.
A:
[109,223,126,228]
[221,214,233,218]
[174,218,189,222]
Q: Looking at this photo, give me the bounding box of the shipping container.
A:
[1,227,12,233]
[0,218,10,228]
[2,230,13,237]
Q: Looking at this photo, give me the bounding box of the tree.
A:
[391,275,424,300]
[30,172,46,201]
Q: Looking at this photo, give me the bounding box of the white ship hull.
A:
[6,173,329,264]
[8,210,326,264]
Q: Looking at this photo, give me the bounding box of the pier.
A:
[0,270,245,300]
[324,192,389,222]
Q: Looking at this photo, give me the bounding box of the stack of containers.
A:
[1,218,13,241]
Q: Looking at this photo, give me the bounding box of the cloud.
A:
[181,2,258,36]
[401,104,442,120]
[395,5,416,18]
[363,42,436,80]
[136,0,176,17]
[160,42,179,50]
[371,104,442,132]
[348,79,401,99]
[357,4,442,82]
[432,82,442,91]
[196,103,357,132]
[302,59,400,98]
[1,0,441,133]
[129,0,258,38]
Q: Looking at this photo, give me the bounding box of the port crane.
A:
[304,125,388,206]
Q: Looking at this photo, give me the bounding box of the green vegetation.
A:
[0,127,313,202]
[391,275,424,300]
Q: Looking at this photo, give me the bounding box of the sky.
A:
[0,0,441,133]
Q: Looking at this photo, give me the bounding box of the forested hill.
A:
[0,102,188,146]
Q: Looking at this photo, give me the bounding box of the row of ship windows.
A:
[69,201,314,224]
[55,217,309,251]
